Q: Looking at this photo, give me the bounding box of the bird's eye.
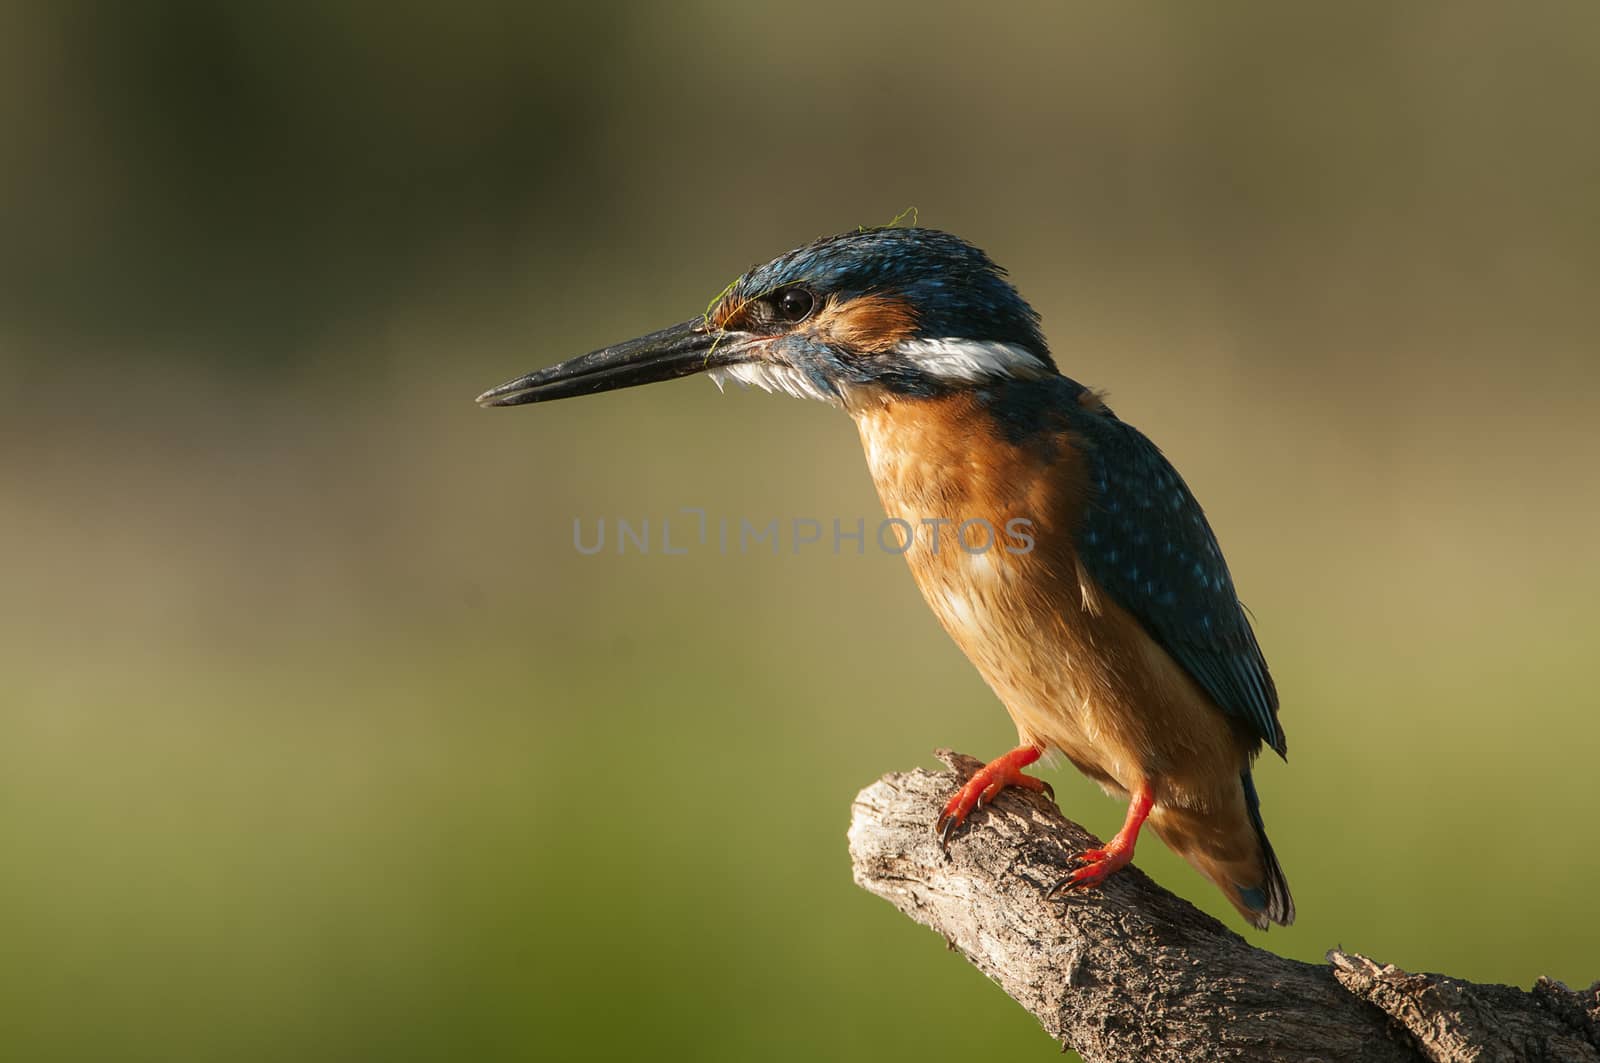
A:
[774,288,816,324]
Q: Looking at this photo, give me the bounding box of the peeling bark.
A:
[847,752,1599,1062]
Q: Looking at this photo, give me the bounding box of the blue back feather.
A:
[1070,404,1286,757]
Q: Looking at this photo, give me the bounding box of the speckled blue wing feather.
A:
[1071,410,1286,756]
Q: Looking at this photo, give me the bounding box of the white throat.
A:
[706,337,1051,409]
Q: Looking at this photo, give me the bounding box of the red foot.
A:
[936,745,1053,849]
[1050,784,1154,895]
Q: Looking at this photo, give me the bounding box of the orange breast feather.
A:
[853,394,1252,813]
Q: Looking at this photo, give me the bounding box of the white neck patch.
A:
[894,338,1051,383]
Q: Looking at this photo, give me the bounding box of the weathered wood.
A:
[1330,953,1600,1063]
[847,752,1599,1062]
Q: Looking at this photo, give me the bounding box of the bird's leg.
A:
[1050,783,1154,894]
[936,744,1054,849]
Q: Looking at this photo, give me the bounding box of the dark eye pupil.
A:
[777,289,814,322]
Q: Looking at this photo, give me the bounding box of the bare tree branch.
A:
[848,752,1599,1062]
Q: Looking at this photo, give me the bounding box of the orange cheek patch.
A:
[708,295,747,331]
[811,294,918,353]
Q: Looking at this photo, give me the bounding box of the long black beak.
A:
[476,318,754,407]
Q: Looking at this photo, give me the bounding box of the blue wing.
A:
[1070,405,1286,756]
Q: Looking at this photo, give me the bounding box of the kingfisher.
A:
[477,227,1294,929]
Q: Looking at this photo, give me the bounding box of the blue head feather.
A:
[722,228,1054,367]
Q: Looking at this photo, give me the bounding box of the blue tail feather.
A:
[1241,770,1295,926]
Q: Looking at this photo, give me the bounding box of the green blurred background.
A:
[2,3,1597,1060]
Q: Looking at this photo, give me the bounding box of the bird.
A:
[477,226,1293,929]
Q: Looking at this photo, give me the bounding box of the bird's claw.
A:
[934,748,1054,851]
[1047,844,1130,898]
